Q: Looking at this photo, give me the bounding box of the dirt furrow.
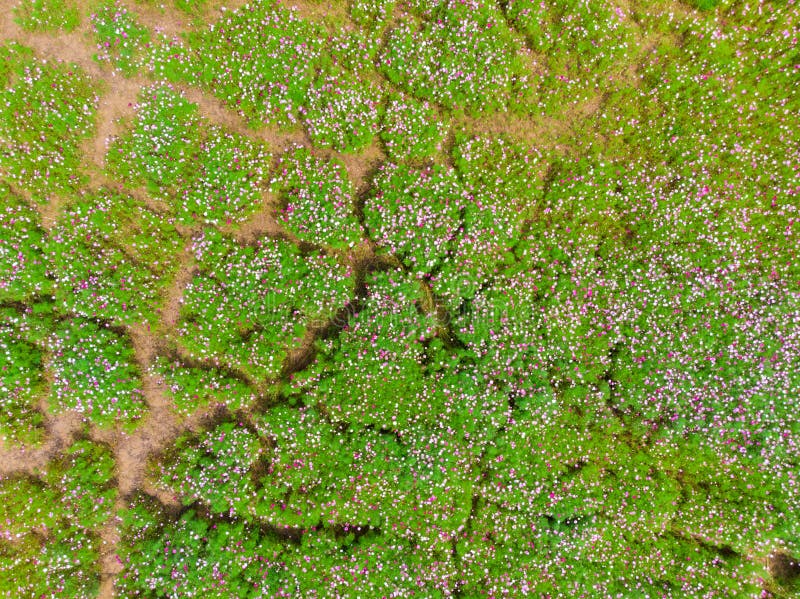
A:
[0,409,84,478]
[231,193,284,245]
[160,241,198,330]
[97,497,125,599]
[85,75,148,171]
[0,4,104,79]
[116,0,187,40]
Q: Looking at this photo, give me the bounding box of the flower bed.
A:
[270,146,361,250]
[0,43,98,200]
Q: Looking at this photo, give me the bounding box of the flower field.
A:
[0,0,799,597]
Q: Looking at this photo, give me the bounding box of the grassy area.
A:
[1,0,799,596]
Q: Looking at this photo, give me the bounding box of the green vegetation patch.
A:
[49,318,144,427]
[91,0,151,75]
[0,316,46,445]
[0,185,51,303]
[0,43,98,200]
[150,0,324,127]
[381,0,528,113]
[380,93,447,162]
[365,164,468,277]
[153,357,257,417]
[178,229,353,381]
[48,189,181,325]
[108,85,271,225]
[270,146,362,250]
[12,0,80,32]
[0,441,115,598]
[301,69,382,152]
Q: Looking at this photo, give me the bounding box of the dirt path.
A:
[0,3,105,79]
[84,75,147,171]
[231,193,283,245]
[0,409,84,478]
[116,0,188,40]
[97,497,125,599]
[334,141,385,196]
[160,240,197,330]
[119,324,182,497]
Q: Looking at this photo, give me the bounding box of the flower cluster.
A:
[270,146,361,249]
[153,357,256,417]
[91,0,150,76]
[381,1,527,112]
[148,0,324,126]
[0,441,116,597]
[364,164,468,277]
[509,0,634,114]
[107,84,202,192]
[0,187,50,303]
[109,85,271,225]
[47,188,181,325]
[292,271,437,430]
[163,422,263,515]
[301,70,382,153]
[326,29,381,74]
[178,229,352,381]
[0,43,98,200]
[350,0,395,30]
[4,0,800,595]
[183,125,271,226]
[49,318,145,427]
[380,93,447,162]
[0,319,45,445]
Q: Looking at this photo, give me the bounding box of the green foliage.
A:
[688,0,720,9]
[47,189,181,324]
[381,0,527,112]
[380,93,447,162]
[153,357,257,416]
[364,164,467,277]
[91,0,151,75]
[0,185,51,303]
[302,69,382,152]
[0,43,97,200]
[350,0,395,30]
[49,318,144,427]
[13,0,79,32]
[0,322,45,445]
[0,441,115,598]
[118,505,285,598]
[4,1,800,596]
[326,29,382,74]
[107,84,202,192]
[506,0,635,114]
[163,422,263,515]
[270,146,361,249]
[149,0,324,127]
[291,271,437,430]
[108,85,271,225]
[179,229,353,381]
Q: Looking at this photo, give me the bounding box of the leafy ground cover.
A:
[0,441,116,597]
[108,84,271,226]
[91,0,151,75]
[0,42,98,200]
[1,0,799,597]
[12,0,80,32]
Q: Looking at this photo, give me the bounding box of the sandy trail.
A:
[0,408,84,478]
[160,240,198,330]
